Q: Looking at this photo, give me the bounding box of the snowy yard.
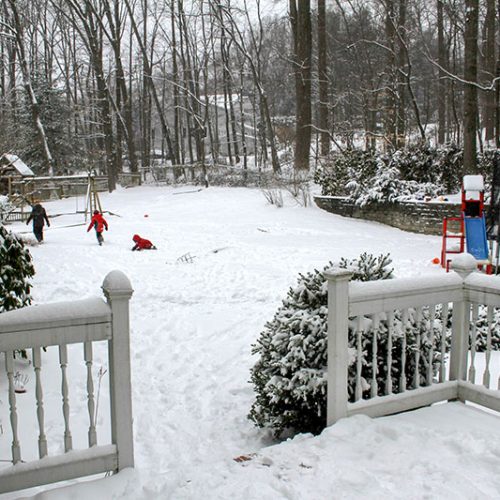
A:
[2,185,500,499]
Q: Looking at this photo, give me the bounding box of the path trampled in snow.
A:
[1,186,499,499]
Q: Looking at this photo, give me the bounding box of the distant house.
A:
[0,154,35,196]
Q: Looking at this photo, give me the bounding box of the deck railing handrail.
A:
[326,256,500,425]
[0,270,134,495]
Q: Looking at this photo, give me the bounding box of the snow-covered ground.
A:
[1,185,500,499]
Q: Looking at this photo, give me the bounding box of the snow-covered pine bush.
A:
[0,195,12,224]
[315,145,498,204]
[249,253,440,437]
[473,306,500,351]
[0,225,35,358]
[314,149,378,197]
[353,163,443,207]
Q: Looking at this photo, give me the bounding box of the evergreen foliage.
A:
[315,145,496,205]
[473,306,500,351]
[1,73,85,175]
[0,224,35,314]
[249,253,441,438]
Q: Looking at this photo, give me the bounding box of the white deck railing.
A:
[0,270,134,494]
[326,256,500,425]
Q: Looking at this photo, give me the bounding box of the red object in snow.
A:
[132,234,156,251]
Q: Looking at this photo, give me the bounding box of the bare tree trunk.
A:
[290,0,312,170]
[481,0,496,143]
[463,0,479,174]
[496,0,500,147]
[317,0,329,157]
[170,0,181,165]
[437,0,446,144]
[141,0,152,172]
[395,0,406,148]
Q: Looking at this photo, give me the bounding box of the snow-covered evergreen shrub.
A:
[314,149,378,197]
[249,253,440,437]
[0,225,35,358]
[315,145,500,205]
[353,163,443,207]
[0,225,35,312]
[0,196,12,223]
[392,144,462,193]
[0,225,34,311]
[473,306,500,351]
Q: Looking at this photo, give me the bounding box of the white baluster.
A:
[33,347,47,458]
[5,351,21,464]
[59,345,73,451]
[84,342,97,447]
[427,305,436,386]
[468,304,479,383]
[385,311,394,395]
[439,303,449,383]
[483,305,493,388]
[414,308,422,389]
[355,316,363,402]
[413,307,422,389]
[371,314,379,398]
[400,309,408,392]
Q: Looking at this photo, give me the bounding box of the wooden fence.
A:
[0,271,134,494]
[326,255,500,425]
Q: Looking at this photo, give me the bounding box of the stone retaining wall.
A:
[314,196,461,235]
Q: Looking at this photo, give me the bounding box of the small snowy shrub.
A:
[249,253,440,437]
[0,224,35,358]
[262,189,284,207]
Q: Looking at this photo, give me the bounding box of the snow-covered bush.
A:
[0,224,35,312]
[249,253,441,437]
[352,164,443,207]
[315,145,498,205]
[314,149,377,197]
[0,195,12,223]
[473,306,500,351]
[0,224,35,358]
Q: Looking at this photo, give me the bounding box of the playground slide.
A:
[464,216,489,260]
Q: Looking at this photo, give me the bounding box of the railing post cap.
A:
[102,270,134,299]
[451,253,477,278]
[323,268,353,282]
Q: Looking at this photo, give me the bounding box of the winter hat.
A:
[133,234,140,242]
[93,210,99,214]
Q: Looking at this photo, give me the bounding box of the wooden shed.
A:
[0,154,35,196]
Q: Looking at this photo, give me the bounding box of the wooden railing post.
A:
[449,255,476,386]
[102,270,134,470]
[324,269,352,426]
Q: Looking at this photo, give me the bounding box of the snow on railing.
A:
[0,271,134,495]
[325,255,500,425]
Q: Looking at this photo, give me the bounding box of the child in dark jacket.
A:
[131,234,157,251]
[87,210,108,245]
[26,203,50,242]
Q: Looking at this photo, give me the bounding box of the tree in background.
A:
[290,0,312,171]
[317,0,330,157]
[463,0,479,173]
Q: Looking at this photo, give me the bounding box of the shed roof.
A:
[0,154,35,177]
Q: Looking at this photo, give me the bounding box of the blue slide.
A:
[464,216,489,260]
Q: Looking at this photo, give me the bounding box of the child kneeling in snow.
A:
[132,234,157,251]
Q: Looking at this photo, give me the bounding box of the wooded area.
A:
[0,0,497,191]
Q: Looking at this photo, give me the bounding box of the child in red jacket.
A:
[87,210,108,246]
[132,234,157,251]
